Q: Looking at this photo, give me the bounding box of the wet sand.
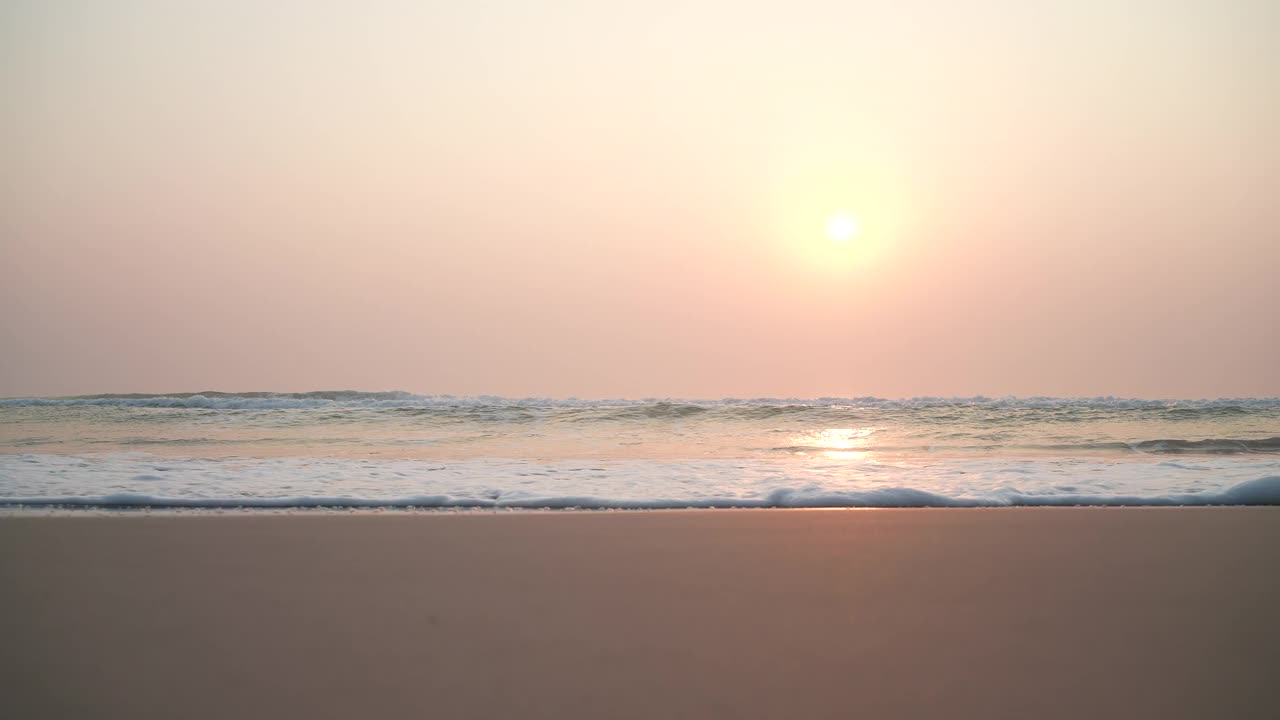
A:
[2,508,1278,719]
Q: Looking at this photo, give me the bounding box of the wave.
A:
[774,437,1280,456]
[1127,437,1280,454]
[3,392,1279,411]
[4,475,1277,509]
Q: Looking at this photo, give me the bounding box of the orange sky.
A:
[3,1,1278,398]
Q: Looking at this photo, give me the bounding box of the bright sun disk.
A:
[826,213,859,242]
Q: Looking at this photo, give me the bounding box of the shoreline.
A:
[4,507,1278,718]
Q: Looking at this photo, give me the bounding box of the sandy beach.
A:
[2,508,1277,719]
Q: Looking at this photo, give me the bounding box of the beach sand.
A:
[2,508,1277,719]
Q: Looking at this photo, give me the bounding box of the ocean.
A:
[2,392,1278,510]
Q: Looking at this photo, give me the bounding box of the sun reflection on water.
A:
[790,427,875,459]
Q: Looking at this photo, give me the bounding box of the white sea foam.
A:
[1,453,1276,510]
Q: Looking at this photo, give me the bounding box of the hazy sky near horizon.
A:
[3,1,1278,398]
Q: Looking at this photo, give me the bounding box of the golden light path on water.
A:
[789,427,876,460]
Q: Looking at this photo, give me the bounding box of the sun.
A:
[825,213,859,243]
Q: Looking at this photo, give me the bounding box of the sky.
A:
[2,0,1278,399]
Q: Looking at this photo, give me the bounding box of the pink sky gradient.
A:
[3,1,1277,398]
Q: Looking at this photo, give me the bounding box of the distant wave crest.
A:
[3,392,1279,412]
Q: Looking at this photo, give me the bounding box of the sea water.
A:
[1,393,1278,509]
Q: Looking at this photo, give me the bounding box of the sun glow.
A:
[766,163,909,276]
[826,213,859,242]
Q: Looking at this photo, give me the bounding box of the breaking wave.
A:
[775,437,1280,456]
[1126,437,1280,454]
[3,392,1280,411]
